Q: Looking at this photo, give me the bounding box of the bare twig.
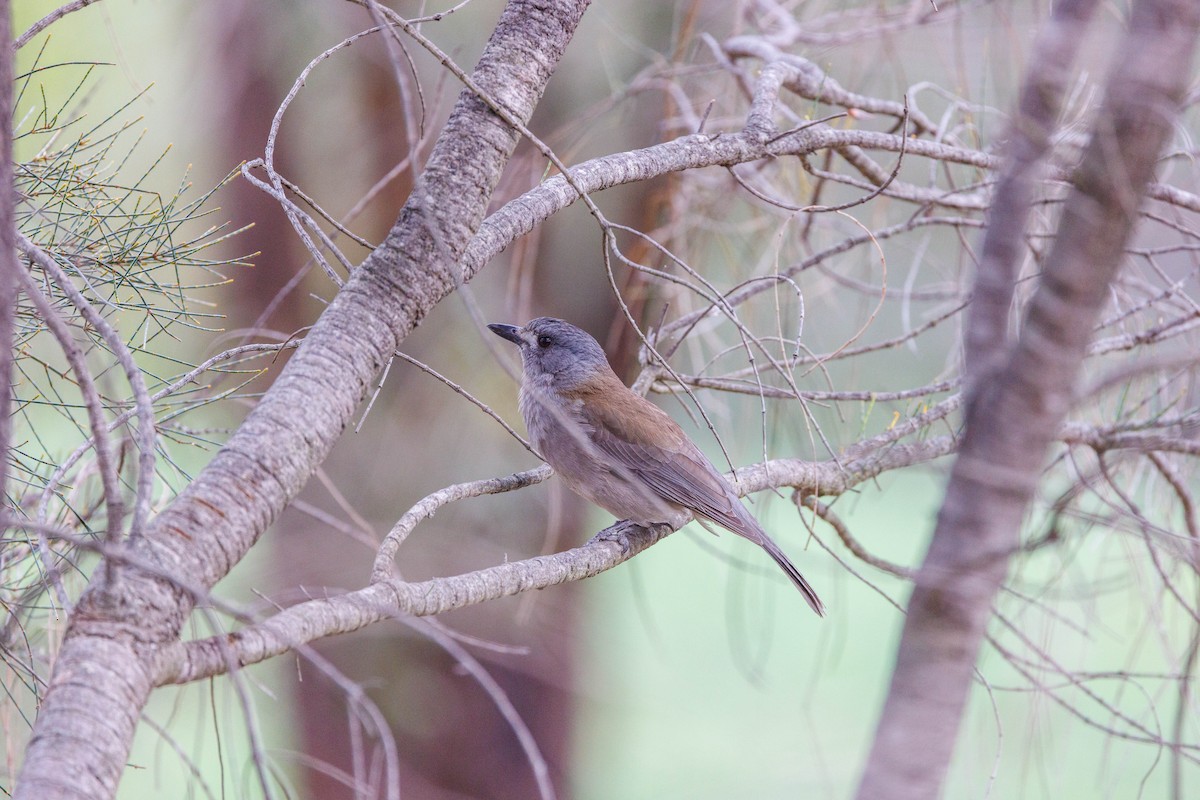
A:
[0,0,16,546]
[19,271,122,594]
[15,0,105,48]
[17,235,158,539]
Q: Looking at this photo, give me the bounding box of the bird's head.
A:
[488,317,612,392]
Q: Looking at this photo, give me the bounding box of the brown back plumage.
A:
[569,374,825,616]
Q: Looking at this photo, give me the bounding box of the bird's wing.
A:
[579,394,755,538]
[578,387,826,616]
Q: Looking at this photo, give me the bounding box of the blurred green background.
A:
[12,1,1194,798]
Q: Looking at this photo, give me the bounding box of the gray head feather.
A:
[516,317,611,391]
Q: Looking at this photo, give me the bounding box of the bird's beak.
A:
[487,323,524,346]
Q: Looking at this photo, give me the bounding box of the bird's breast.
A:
[519,387,591,471]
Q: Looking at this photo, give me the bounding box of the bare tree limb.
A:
[856,3,1200,797]
[0,0,15,548]
[18,236,158,540]
[156,434,956,686]
[964,0,1099,393]
[13,3,593,797]
[14,0,103,49]
[17,271,122,595]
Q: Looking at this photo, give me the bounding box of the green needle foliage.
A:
[4,58,255,683]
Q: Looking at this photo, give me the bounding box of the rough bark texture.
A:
[855,1,1200,798]
[14,2,591,797]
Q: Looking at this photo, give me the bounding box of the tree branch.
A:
[964,0,1099,393]
[0,0,15,550]
[14,3,593,797]
[856,2,1200,797]
[157,433,956,686]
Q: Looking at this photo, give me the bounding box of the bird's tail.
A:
[760,536,825,617]
[714,497,825,616]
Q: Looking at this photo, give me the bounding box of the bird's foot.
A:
[587,520,671,555]
[587,519,642,554]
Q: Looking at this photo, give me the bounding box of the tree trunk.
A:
[856,1,1200,797]
[14,2,592,797]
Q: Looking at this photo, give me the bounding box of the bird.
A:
[488,316,825,616]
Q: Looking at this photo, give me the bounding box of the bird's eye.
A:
[537,335,552,348]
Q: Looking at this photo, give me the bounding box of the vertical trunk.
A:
[855,2,1200,797]
[14,3,592,797]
